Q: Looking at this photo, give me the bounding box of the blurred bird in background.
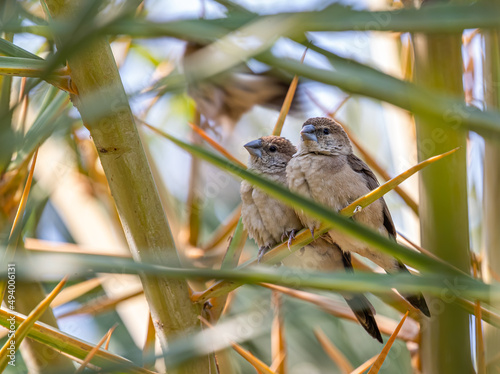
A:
[183,42,302,132]
[241,135,383,342]
[286,117,430,317]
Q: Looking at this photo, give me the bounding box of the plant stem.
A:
[482,27,500,373]
[412,3,473,372]
[0,12,75,370]
[13,280,77,373]
[187,125,202,248]
[42,1,214,373]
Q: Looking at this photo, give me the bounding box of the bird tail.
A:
[338,248,382,342]
[403,293,431,317]
[397,263,431,317]
[343,293,383,343]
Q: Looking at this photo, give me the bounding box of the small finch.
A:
[241,136,383,342]
[286,117,430,317]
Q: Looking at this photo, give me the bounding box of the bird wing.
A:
[347,154,397,239]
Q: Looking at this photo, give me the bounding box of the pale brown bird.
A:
[240,136,302,257]
[241,136,383,342]
[286,117,430,317]
[184,42,301,129]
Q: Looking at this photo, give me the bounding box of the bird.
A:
[240,135,383,342]
[286,117,430,317]
[183,42,302,130]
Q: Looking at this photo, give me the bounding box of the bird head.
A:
[299,117,352,156]
[244,136,296,172]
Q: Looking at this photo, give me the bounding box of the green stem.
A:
[0,308,155,374]
[483,27,500,373]
[42,1,214,373]
[106,2,500,36]
[257,50,500,138]
[11,280,77,373]
[413,6,473,372]
[186,128,202,248]
[4,252,497,301]
[0,20,75,372]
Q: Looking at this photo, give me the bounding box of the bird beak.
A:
[244,139,263,158]
[300,124,317,142]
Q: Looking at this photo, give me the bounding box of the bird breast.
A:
[240,180,301,248]
[287,153,383,229]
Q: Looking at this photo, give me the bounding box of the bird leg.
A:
[281,232,287,242]
[258,246,271,263]
[309,227,315,239]
[287,229,297,250]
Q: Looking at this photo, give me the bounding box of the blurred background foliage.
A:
[0,0,499,373]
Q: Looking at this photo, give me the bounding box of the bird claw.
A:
[287,229,297,250]
[354,205,362,214]
[203,301,213,310]
[310,227,315,239]
[258,247,269,263]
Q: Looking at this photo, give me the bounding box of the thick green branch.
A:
[42,1,214,373]
[413,9,473,373]
[483,26,500,372]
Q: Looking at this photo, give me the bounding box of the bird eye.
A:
[269,145,277,152]
[323,128,330,135]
